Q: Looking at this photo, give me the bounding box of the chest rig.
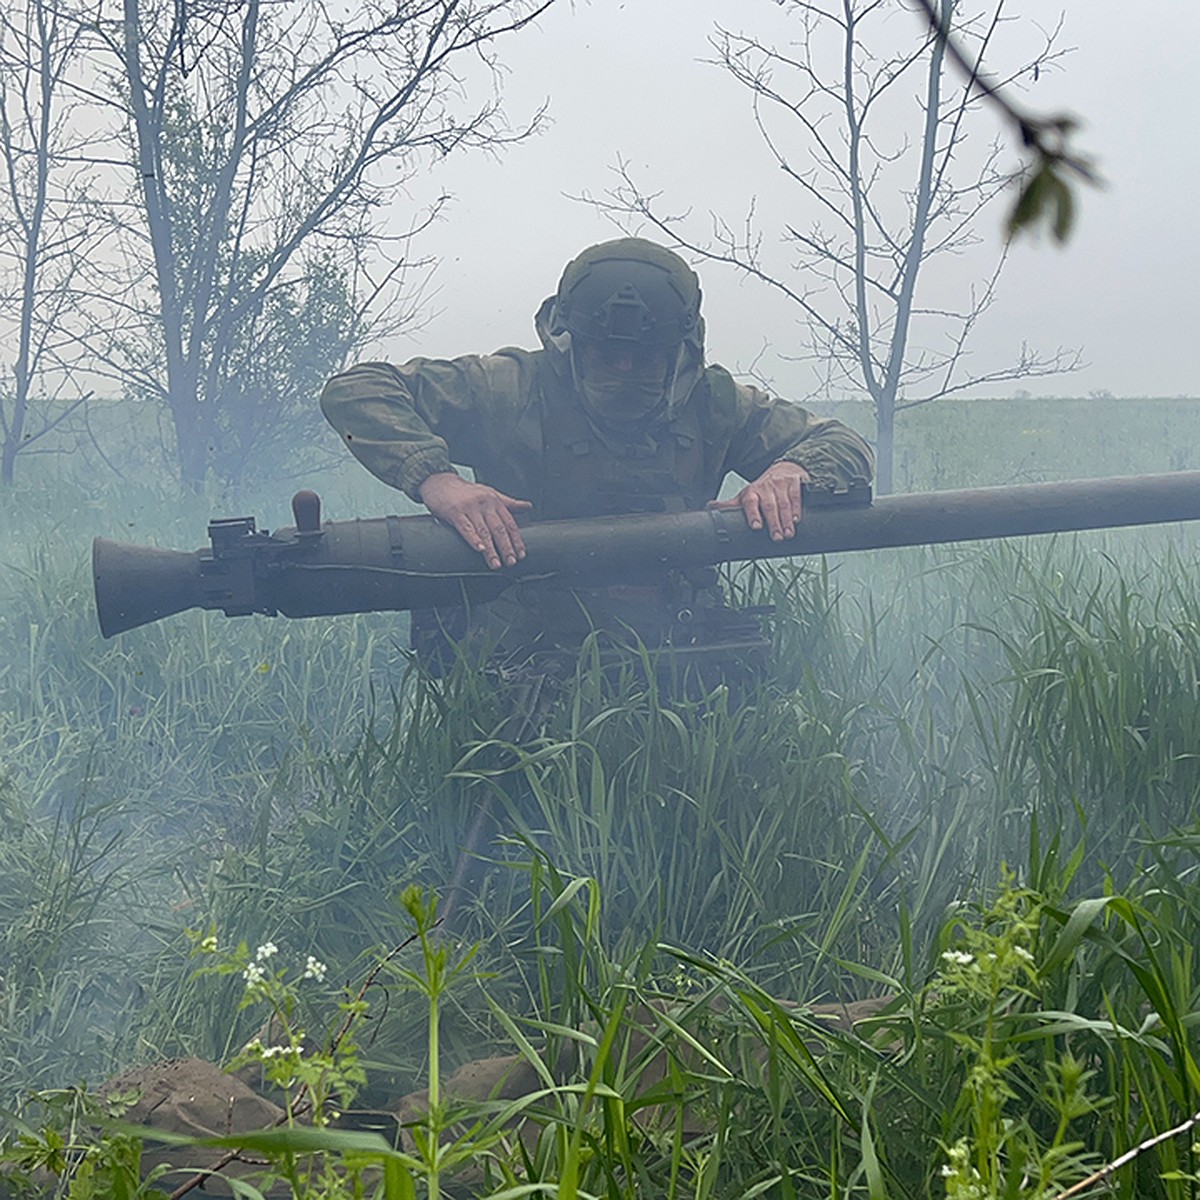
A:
[412,361,771,679]
[537,376,709,519]
[472,361,733,650]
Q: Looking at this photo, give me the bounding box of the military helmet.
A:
[553,238,702,350]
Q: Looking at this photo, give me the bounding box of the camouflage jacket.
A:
[321,299,874,517]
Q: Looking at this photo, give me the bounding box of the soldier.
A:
[321,238,873,673]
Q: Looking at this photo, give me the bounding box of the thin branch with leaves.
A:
[909,0,1100,242]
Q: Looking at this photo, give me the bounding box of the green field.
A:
[812,395,1200,491]
[3,396,1200,1198]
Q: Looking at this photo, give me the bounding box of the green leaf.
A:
[196,1125,402,1159]
[382,1156,416,1200]
[650,1002,734,1080]
[860,1110,887,1200]
[484,998,558,1090]
[1048,170,1075,243]
[487,1185,594,1200]
[517,1018,599,1047]
[1006,165,1050,239]
[223,1180,268,1200]
[1006,159,1082,243]
[543,876,597,923]
[1041,895,1115,975]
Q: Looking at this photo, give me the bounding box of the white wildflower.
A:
[303,955,327,982]
[255,941,278,962]
[243,962,266,988]
[1013,945,1035,963]
[941,950,974,967]
[261,1045,290,1059]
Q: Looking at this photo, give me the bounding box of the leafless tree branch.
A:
[577,0,1083,493]
[67,0,560,489]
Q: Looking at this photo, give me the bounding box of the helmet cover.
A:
[552,238,702,350]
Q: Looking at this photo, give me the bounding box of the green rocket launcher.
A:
[93,473,1200,638]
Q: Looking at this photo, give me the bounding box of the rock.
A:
[100,1056,286,1197]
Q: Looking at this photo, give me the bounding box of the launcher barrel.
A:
[93,472,1200,638]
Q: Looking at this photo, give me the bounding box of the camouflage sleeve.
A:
[723,380,875,490]
[320,354,534,501]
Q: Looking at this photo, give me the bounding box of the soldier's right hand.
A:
[418,472,531,570]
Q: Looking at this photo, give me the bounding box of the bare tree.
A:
[0,0,103,485]
[589,0,1082,494]
[76,0,558,491]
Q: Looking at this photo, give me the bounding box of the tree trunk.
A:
[875,400,894,496]
[1,433,18,486]
[171,397,210,492]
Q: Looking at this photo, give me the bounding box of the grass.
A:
[3,411,1200,1195]
[810,395,1200,492]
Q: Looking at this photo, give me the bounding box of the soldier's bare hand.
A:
[418,472,532,569]
[707,461,810,541]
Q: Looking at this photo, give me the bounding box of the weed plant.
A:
[4,461,1200,1195]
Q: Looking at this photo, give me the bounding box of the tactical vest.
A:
[413,359,742,667]
[540,384,704,519]
[476,355,738,516]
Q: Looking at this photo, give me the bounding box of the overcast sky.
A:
[385,0,1199,404]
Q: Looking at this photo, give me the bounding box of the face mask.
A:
[579,376,667,423]
[575,341,674,424]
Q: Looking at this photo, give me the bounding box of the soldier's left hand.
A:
[707,461,811,541]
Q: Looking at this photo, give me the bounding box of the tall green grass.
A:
[3,469,1200,1195]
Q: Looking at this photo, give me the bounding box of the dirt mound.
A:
[101,1056,285,1197]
